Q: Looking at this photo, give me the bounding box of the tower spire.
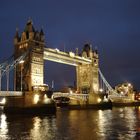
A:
[14,27,19,45]
[27,17,33,24]
[15,27,19,38]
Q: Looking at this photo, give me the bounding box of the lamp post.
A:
[19,60,24,91]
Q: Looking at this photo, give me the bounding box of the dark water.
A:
[0,107,140,140]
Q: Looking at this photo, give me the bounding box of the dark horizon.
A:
[0,0,140,90]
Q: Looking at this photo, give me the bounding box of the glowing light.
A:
[69,90,73,94]
[73,63,77,66]
[0,114,8,137]
[55,48,59,52]
[69,52,75,57]
[45,52,49,55]
[34,94,39,104]
[44,94,51,104]
[44,98,51,104]
[97,98,102,103]
[128,83,131,87]
[44,94,47,98]
[0,98,6,104]
[99,88,103,92]
[30,117,41,139]
[93,84,98,93]
[103,96,108,102]
[19,60,24,64]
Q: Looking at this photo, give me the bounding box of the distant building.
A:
[115,82,135,100]
[115,82,134,95]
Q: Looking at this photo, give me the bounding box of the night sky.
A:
[0,0,140,90]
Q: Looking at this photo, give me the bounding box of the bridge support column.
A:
[76,44,99,104]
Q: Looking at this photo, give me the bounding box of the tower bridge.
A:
[0,20,134,110]
[12,20,100,95]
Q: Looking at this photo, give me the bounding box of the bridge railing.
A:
[0,91,23,96]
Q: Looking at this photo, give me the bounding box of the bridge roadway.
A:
[0,91,22,96]
[52,92,89,101]
[44,48,92,66]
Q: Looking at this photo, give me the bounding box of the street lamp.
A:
[19,60,24,91]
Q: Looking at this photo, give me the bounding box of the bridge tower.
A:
[76,44,99,96]
[14,20,45,91]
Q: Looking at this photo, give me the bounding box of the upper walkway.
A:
[44,48,92,66]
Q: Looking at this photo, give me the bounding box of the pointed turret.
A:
[14,28,19,45]
[93,47,98,59]
[35,30,40,40]
[24,19,35,40]
[40,28,45,41]
[40,28,44,35]
[94,46,98,54]
[15,28,19,38]
[82,43,92,58]
[24,19,35,33]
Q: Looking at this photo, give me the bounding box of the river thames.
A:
[0,107,140,140]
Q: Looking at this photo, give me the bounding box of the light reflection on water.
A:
[30,116,57,140]
[0,107,139,139]
[97,108,137,140]
[0,114,8,140]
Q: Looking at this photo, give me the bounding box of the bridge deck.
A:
[44,48,92,66]
[52,92,89,101]
[0,91,23,96]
